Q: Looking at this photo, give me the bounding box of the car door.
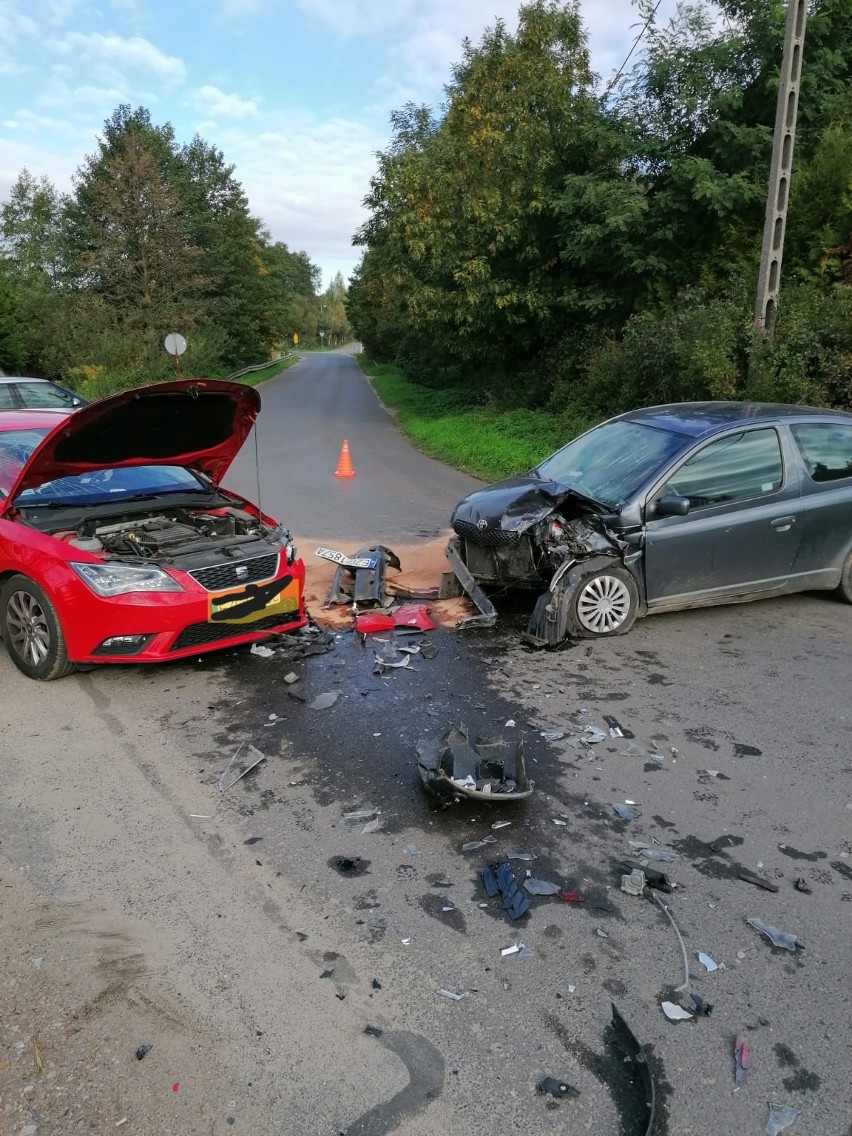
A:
[642,426,803,607]
[786,420,852,584]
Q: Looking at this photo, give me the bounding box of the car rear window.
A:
[790,422,852,483]
[535,420,689,508]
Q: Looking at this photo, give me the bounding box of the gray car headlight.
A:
[71,562,184,597]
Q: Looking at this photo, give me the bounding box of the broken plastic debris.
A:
[355,612,395,634]
[794,877,812,894]
[362,819,381,834]
[482,862,532,920]
[218,744,266,793]
[734,1034,749,1084]
[135,1044,152,1061]
[501,943,520,957]
[462,836,497,852]
[766,1105,800,1136]
[406,844,422,856]
[661,1001,692,1021]
[309,691,341,710]
[244,836,263,845]
[624,742,646,756]
[491,820,512,830]
[747,916,798,952]
[341,808,377,827]
[418,725,534,804]
[283,672,299,684]
[552,817,568,827]
[620,869,646,897]
[581,726,606,744]
[523,878,561,896]
[617,859,674,893]
[688,992,713,1016]
[697,952,718,972]
[393,604,436,631]
[596,927,609,938]
[505,719,516,727]
[739,870,779,893]
[537,1077,580,1100]
[437,988,467,1001]
[541,730,565,742]
[507,851,536,861]
[560,891,585,904]
[373,651,411,673]
[603,714,633,738]
[629,840,677,863]
[610,1005,656,1136]
[250,643,275,658]
[364,1024,383,1037]
[612,803,639,821]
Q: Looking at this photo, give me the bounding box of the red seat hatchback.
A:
[0,379,306,680]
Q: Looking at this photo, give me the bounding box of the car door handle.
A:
[771,516,796,531]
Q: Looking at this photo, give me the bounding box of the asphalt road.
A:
[1,354,851,1136]
[225,349,481,542]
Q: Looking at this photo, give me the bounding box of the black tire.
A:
[0,574,77,680]
[837,551,852,604]
[564,562,639,638]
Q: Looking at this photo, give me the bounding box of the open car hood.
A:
[6,379,260,501]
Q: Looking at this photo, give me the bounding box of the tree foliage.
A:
[348,0,852,412]
[0,105,328,392]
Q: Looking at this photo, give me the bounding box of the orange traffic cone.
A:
[334,439,355,478]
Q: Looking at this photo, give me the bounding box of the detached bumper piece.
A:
[444,537,497,629]
[417,724,534,805]
[326,545,401,607]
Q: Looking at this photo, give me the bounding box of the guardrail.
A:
[226,352,297,381]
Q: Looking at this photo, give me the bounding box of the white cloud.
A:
[194,85,260,120]
[53,31,186,82]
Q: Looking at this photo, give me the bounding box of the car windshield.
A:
[16,382,80,408]
[535,420,689,508]
[0,429,206,503]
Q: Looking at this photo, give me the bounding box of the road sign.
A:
[164,333,187,356]
[293,332,299,345]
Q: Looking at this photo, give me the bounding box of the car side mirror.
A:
[654,494,690,518]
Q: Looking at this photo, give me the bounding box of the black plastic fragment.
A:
[482,862,531,920]
[688,992,713,1016]
[135,1044,153,1061]
[610,1004,656,1136]
[537,1076,580,1100]
[794,877,812,894]
[372,978,382,990]
[603,714,634,739]
[244,836,263,845]
[617,859,674,894]
[364,1024,383,1037]
[739,870,779,893]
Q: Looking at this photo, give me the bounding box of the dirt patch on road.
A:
[298,533,474,629]
[0,858,270,1135]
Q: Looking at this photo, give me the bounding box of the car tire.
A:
[0,575,77,680]
[837,552,852,604]
[564,562,639,638]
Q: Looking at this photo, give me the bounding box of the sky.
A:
[0,0,682,289]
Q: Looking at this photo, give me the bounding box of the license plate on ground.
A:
[314,547,378,569]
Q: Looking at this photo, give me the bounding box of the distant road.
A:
[224,349,481,542]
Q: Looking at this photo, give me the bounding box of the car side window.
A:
[0,386,16,409]
[663,429,783,509]
[14,382,76,408]
[790,422,852,483]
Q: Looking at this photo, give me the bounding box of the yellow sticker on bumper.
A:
[208,575,301,626]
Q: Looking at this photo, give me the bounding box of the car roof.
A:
[0,376,52,384]
[616,401,852,438]
[0,408,71,431]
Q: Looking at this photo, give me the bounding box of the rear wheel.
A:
[838,551,852,604]
[566,564,639,638]
[0,575,76,680]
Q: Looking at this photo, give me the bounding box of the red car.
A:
[0,379,306,680]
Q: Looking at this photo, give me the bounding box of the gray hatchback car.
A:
[449,402,852,642]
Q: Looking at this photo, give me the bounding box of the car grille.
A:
[453,520,521,549]
[189,553,279,592]
[171,610,300,651]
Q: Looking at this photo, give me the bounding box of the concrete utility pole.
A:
[754,0,808,333]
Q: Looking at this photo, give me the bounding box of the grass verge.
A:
[359,358,592,481]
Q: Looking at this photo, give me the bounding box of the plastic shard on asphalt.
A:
[482,862,532,921]
[766,1105,800,1136]
[747,916,799,952]
[734,1034,749,1084]
[537,1077,580,1100]
[417,725,534,805]
[609,1005,656,1136]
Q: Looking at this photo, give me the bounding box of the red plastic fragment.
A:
[171,1082,180,1093]
[355,613,395,634]
[559,891,585,904]
[734,1034,749,1084]
[392,604,436,631]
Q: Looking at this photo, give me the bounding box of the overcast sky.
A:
[0,0,682,286]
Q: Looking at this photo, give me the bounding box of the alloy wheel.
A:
[6,590,51,666]
[576,574,632,635]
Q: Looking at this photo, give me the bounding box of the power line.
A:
[603,0,665,99]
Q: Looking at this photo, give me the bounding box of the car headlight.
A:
[71,562,184,597]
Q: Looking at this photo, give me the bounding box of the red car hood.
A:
[5,378,261,501]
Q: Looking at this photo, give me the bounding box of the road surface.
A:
[1,350,850,1136]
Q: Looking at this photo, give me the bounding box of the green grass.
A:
[359,358,592,481]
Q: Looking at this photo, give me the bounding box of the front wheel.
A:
[565,564,639,638]
[0,575,77,680]
[837,551,852,604]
